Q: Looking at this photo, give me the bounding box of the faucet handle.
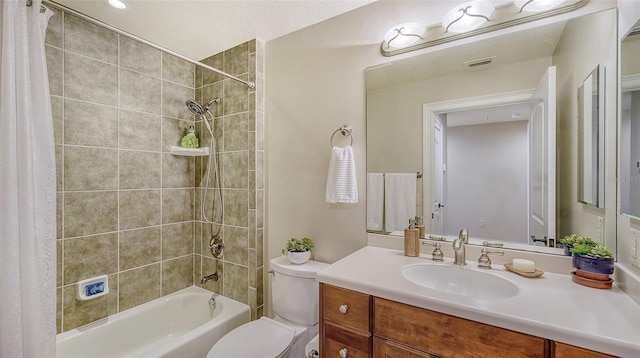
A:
[477,248,504,269]
[421,241,444,261]
[427,235,447,242]
[482,241,504,248]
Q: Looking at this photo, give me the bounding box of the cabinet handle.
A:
[339,348,348,358]
[338,304,348,314]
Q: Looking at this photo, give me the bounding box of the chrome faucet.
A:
[452,228,469,265]
[200,272,219,285]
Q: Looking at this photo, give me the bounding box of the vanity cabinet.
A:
[319,283,618,358]
[552,342,616,358]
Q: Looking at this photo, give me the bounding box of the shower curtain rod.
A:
[41,0,256,89]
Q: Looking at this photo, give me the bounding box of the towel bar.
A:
[330,125,353,148]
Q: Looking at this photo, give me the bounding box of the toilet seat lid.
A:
[207,317,294,358]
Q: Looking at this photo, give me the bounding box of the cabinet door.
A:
[553,342,617,358]
[324,321,372,358]
[374,337,438,358]
[374,297,547,358]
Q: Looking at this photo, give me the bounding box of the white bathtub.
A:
[56,286,251,358]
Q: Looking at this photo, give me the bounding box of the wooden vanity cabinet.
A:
[319,283,617,358]
[552,342,617,358]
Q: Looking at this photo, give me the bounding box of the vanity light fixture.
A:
[384,23,425,49]
[106,0,128,10]
[442,1,495,33]
[381,0,588,57]
[514,0,565,13]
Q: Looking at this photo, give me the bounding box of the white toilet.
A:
[206,256,328,358]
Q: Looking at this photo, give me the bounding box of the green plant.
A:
[282,237,314,254]
[571,243,613,259]
[560,234,598,248]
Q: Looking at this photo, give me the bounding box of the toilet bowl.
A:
[206,257,328,358]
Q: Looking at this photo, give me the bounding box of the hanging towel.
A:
[325,145,358,203]
[384,173,416,232]
[367,173,384,231]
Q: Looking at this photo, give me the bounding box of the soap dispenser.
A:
[414,216,425,239]
[404,218,420,257]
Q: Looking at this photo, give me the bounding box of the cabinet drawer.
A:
[325,321,372,358]
[373,337,438,358]
[323,284,371,332]
[553,342,617,358]
[374,298,547,358]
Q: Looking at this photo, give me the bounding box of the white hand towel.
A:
[325,145,358,204]
[384,173,416,232]
[367,173,384,231]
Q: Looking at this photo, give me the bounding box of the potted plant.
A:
[560,234,599,256]
[571,243,614,276]
[282,237,314,264]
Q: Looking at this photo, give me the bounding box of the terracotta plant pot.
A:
[575,269,610,281]
[286,251,311,264]
[572,254,614,275]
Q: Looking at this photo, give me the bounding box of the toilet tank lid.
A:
[270,256,329,278]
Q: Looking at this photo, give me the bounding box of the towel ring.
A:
[330,125,353,148]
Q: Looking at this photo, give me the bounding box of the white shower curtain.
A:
[0,0,57,357]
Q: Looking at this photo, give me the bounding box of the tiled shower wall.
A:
[194,40,266,320]
[46,7,264,332]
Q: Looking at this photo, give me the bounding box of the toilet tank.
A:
[270,256,329,326]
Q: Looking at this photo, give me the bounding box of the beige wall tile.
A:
[64,14,118,64]
[161,117,196,152]
[162,154,195,188]
[45,46,62,96]
[222,151,248,189]
[223,190,248,227]
[162,189,194,224]
[57,288,62,334]
[119,264,160,311]
[119,190,161,230]
[63,233,118,284]
[119,227,161,270]
[119,110,162,152]
[223,262,248,304]
[119,36,161,78]
[119,151,161,189]
[223,113,249,152]
[120,69,162,115]
[57,194,63,240]
[163,54,194,87]
[64,146,118,191]
[162,81,194,120]
[201,53,224,85]
[223,77,248,115]
[64,191,117,238]
[51,96,63,145]
[64,97,121,147]
[45,8,63,48]
[57,240,63,287]
[64,52,118,106]
[223,226,248,266]
[62,273,117,331]
[55,145,62,192]
[162,255,193,295]
[201,256,223,293]
[224,42,248,77]
[162,222,193,259]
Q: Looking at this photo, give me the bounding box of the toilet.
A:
[206,256,328,358]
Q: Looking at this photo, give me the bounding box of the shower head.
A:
[186,100,205,116]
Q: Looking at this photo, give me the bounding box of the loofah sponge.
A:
[181,127,199,148]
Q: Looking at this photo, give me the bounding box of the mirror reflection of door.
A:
[528,66,556,246]
[433,117,445,235]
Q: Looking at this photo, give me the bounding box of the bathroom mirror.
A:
[577,65,605,208]
[620,20,640,219]
[366,8,618,253]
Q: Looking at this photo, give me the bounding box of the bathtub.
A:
[56,286,250,358]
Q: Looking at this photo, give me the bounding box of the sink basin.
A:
[401,264,519,299]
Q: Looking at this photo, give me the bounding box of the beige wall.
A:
[552,9,618,249]
[47,7,263,332]
[265,0,615,269]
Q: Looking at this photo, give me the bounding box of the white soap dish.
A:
[77,275,109,300]
[504,263,544,278]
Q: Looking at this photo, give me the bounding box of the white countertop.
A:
[316,246,640,357]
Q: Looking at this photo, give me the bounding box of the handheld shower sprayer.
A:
[185,99,219,135]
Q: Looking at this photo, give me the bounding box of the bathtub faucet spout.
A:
[201,272,219,285]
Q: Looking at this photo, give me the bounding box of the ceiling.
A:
[52,0,376,60]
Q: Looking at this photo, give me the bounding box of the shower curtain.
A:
[0,0,57,357]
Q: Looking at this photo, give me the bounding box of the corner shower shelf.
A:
[170,146,210,157]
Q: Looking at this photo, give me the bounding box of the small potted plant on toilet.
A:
[282,237,314,264]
